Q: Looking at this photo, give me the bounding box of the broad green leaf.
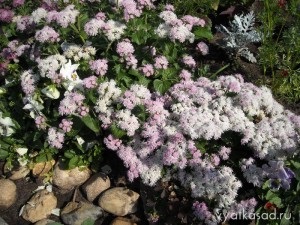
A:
[110,123,127,139]
[153,79,171,94]
[266,190,277,200]
[80,115,100,133]
[68,156,80,169]
[194,27,213,40]
[0,149,9,160]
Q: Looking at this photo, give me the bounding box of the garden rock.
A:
[52,160,91,191]
[9,166,30,180]
[34,219,56,225]
[98,187,139,216]
[32,160,55,177]
[0,217,9,225]
[0,179,17,208]
[110,217,137,225]
[82,172,111,202]
[21,189,57,223]
[61,201,104,225]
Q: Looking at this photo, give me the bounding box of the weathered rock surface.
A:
[32,160,55,177]
[61,201,103,225]
[21,189,57,223]
[34,219,56,225]
[0,216,9,225]
[8,166,30,180]
[110,217,137,225]
[98,187,139,216]
[82,173,111,202]
[0,179,17,208]
[52,160,91,191]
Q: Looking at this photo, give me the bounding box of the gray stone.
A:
[61,201,104,225]
[34,219,56,225]
[98,187,139,216]
[0,179,17,208]
[21,189,57,223]
[0,217,8,225]
[82,173,111,202]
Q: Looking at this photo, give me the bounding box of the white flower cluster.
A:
[105,20,127,41]
[38,54,67,78]
[61,43,96,61]
[155,10,204,43]
[31,7,48,24]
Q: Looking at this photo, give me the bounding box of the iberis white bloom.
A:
[23,95,44,119]
[16,147,28,156]
[42,85,60,99]
[0,112,15,136]
[59,60,82,91]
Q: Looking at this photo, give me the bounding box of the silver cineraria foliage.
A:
[216,11,261,63]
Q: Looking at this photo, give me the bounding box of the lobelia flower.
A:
[59,60,82,91]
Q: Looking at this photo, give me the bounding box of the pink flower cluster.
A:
[47,127,65,149]
[156,10,206,43]
[90,59,109,76]
[116,39,138,69]
[35,26,60,43]
[58,92,88,116]
[59,119,73,132]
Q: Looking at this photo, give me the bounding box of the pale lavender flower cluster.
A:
[35,26,60,43]
[84,14,127,41]
[58,91,87,116]
[0,9,14,22]
[89,59,109,76]
[155,10,206,43]
[20,70,39,96]
[197,41,209,55]
[116,39,138,69]
[47,127,65,149]
[83,76,98,89]
[182,55,196,69]
[59,119,73,133]
[96,73,300,224]
[35,116,47,130]
[47,5,80,28]
[139,64,154,77]
[154,55,168,69]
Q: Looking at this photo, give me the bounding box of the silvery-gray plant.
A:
[216,11,261,63]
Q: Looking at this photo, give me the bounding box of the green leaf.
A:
[194,27,213,40]
[266,190,277,200]
[280,206,291,225]
[81,218,95,225]
[68,156,80,169]
[64,151,75,159]
[0,149,9,160]
[80,115,100,133]
[110,123,127,139]
[153,79,171,94]
[290,160,300,169]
